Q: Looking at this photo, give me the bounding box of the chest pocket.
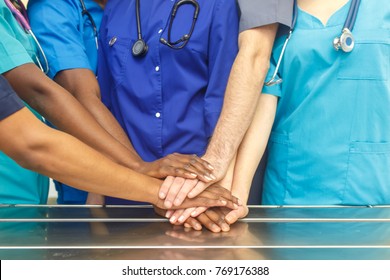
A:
[337,29,389,80]
[104,34,131,88]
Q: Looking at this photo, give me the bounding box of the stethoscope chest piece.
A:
[333,28,354,52]
[132,39,148,56]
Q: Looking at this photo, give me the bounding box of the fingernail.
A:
[159,191,166,199]
[221,224,230,232]
[178,215,185,223]
[237,198,242,206]
[194,223,202,230]
[220,200,227,205]
[212,225,221,232]
[190,173,197,177]
[234,203,238,209]
[170,216,177,223]
[208,164,214,170]
[204,175,212,181]
[191,210,197,217]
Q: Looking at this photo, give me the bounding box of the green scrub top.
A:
[0,1,49,204]
[262,0,390,205]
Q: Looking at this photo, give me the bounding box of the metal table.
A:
[1,205,390,260]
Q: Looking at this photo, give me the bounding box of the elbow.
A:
[12,145,49,173]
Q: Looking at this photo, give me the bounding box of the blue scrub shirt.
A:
[98,0,238,161]
[28,0,103,79]
[28,0,103,204]
[98,0,238,205]
[262,0,390,205]
[0,1,49,204]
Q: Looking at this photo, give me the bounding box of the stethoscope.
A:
[79,0,99,50]
[132,0,200,57]
[265,0,361,86]
[4,0,49,74]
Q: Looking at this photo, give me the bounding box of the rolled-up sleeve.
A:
[237,0,293,32]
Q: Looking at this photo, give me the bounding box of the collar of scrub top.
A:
[4,0,49,74]
[79,0,99,49]
[265,0,361,87]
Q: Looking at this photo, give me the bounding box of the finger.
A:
[180,196,229,209]
[222,199,239,211]
[190,206,207,217]
[159,176,175,200]
[197,213,222,233]
[200,186,240,207]
[184,217,202,231]
[176,207,197,224]
[169,209,185,224]
[165,209,174,219]
[187,181,208,198]
[205,209,230,232]
[172,153,214,171]
[173,179,198,207]
[171,154,215,181]
[164,177,186,208]
[225,210,240,225]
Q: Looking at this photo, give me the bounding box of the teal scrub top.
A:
[262,0,390,205]
[0,1,49,204]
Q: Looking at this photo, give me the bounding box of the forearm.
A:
[204,24,278,178]
[0,108,160,204]
[230,94,277,204]
[54,69,139,155]
[3,64,142,170]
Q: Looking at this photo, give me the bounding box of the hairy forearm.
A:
[230,94,277,204]
[204,24,278,178]
[3,64,141,170]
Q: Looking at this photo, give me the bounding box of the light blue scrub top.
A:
[27,0,103,204]
[262,0,390,205]
[0,1,49,204]
[28,0,103,79]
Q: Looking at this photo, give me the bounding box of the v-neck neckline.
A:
[296,0,351,28]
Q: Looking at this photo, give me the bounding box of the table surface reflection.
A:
[1,205,390,260]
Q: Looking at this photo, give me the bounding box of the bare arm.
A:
[230,94,277,205]
[203,24,279,180]
[0,107,238,209]
[182,94,277,231]
[3,63,143,169]
[54,69,136,151]
[185,24,279,199]
[54,68,140,204]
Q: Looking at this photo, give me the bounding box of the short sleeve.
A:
[262,56,282,97]
[28,0,92,79]
[237,0,293,33]
[0,16,33,74]
[0,75,24,121]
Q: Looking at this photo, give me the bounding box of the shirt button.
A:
[155,66,160,72]
[109,37,117,46]
[155,112,161,118]
[158,29,163,34]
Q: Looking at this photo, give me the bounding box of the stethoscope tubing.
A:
[265,0,360,87]
[4,0,49,74]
